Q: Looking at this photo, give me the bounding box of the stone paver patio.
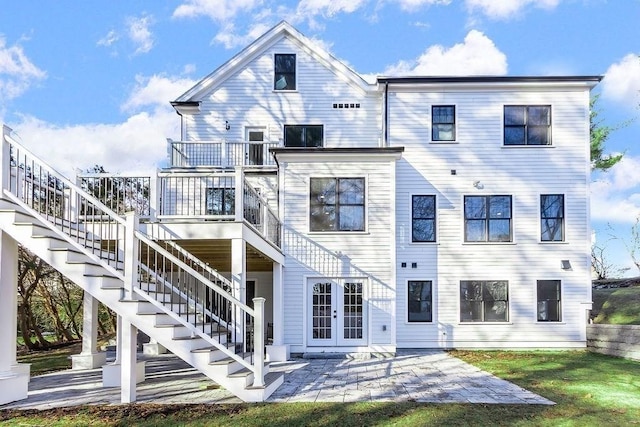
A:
[0,350,553,410]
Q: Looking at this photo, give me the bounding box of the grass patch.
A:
[2,350,638,426]
[16,343,79,376]
[592,286,640,324]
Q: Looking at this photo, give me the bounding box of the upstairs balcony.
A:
[168,139,280,169]
[77,169,281,249]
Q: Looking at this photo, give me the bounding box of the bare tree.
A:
[591,243,624,280]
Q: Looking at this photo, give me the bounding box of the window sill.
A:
[539,240,569,244]
[273,90,298,93]
[502,145,555,148]
[410,241,439,245]
[405,321,434,325]
[462,241,516,245]
[537,321,566,324]
[458,322,513,325]
[308,231,370,236]
[430,141,459,144]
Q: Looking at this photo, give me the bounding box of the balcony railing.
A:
[168,139,279,168]
[76,170,281,248]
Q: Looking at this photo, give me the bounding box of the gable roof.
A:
[174,21,374,104]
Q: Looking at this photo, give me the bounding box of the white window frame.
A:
[273,53,297,91]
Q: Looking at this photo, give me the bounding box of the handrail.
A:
[2,127,264,385]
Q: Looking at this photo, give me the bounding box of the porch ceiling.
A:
[173,239,274,272]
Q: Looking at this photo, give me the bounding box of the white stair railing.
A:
[1,126,265,387]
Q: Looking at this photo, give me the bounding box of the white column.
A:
[266,261,289,362]
[252,297,265,387]
[71,292,106,369]
[123,212,139,301]
[120,319,138,403]
[0,231,29,405]
[231,238,246,345]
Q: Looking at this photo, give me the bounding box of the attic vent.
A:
[332,103,360,109]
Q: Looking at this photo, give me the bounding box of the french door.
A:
[307,278,367,347]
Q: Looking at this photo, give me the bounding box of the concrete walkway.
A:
[0,350,553,409]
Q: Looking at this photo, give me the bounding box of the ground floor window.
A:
[408,280,433,322]
[537,280,561,321]
[460,280,509,322]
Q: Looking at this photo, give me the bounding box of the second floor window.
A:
[284,125,323,147]
[310,178,364,232]
[464,195,512,242]
[541,194,564,241]
[274,54,296,90]
[432,105,456,141]
[504,105,551,146]
[412,195,436,242]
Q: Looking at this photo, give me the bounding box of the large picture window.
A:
[310,178,365,232]
[408,280,433,322]
[432,105,456,141]
[537,280,561,322]
[284,125,323,148]
[412,195,436,242]
[464,195,512,242]
[541,194,564,242]
[504,105,551,146]
[460,281,509,322]
[274,54,296,90]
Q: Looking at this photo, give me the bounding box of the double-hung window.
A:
[310,178,365,231]
[206,187,235,216]
[412,195,436,242]
[432,105,456,141]
[284,125,323,147]
[274,54,296,90]
[540,194,564,242]
[537,280,561,321]
[408,280,433,322]
[504,105,551,145]
[460,281,509,322]
[464,195,512,242]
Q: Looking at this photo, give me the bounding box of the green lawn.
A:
[592,286,640,324]
[1,350,638,426]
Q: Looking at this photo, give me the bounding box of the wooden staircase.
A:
[0,130,283,402]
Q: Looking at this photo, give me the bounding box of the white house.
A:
[0,21,599,404]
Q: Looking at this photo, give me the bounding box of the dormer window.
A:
[274,54,296,91]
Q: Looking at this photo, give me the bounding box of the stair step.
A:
[247,372,284,391]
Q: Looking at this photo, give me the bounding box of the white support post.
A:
[252,297,265,388]
[123,212,139,301]
[120,319,137,403]
[149,172,158,220]
[266,262,289,362]
[234,169,244,222]
[71,292,107,369]
[1,125,12,192]
[231,238,246,345]
[0,231,29,405]
[222,139,228,168]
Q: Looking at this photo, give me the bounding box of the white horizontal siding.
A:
[391,88,592,348]
[185,37,381,148]
[281,160,395,350]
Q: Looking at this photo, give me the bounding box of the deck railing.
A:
[1,126,265,387]
[168,139,279,168]
[77,173,151,218]
[158,170,282,248]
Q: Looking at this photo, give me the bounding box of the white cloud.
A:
[391,0,451,12]
[0,37,46,101]
[296,0,367,17]
[212,22,273,49]
[601,53,640,110]
[465,0,561,19]
[127,15,155,55]
[122,74,197,112]
[173,0,261,22]
[97,30,119,47]
[383,30,507,76]
[591,155,640,224]
[6,74,198,178]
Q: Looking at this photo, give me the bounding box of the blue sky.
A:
[1,0,639,275]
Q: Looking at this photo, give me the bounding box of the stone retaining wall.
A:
[587,324,640,361]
